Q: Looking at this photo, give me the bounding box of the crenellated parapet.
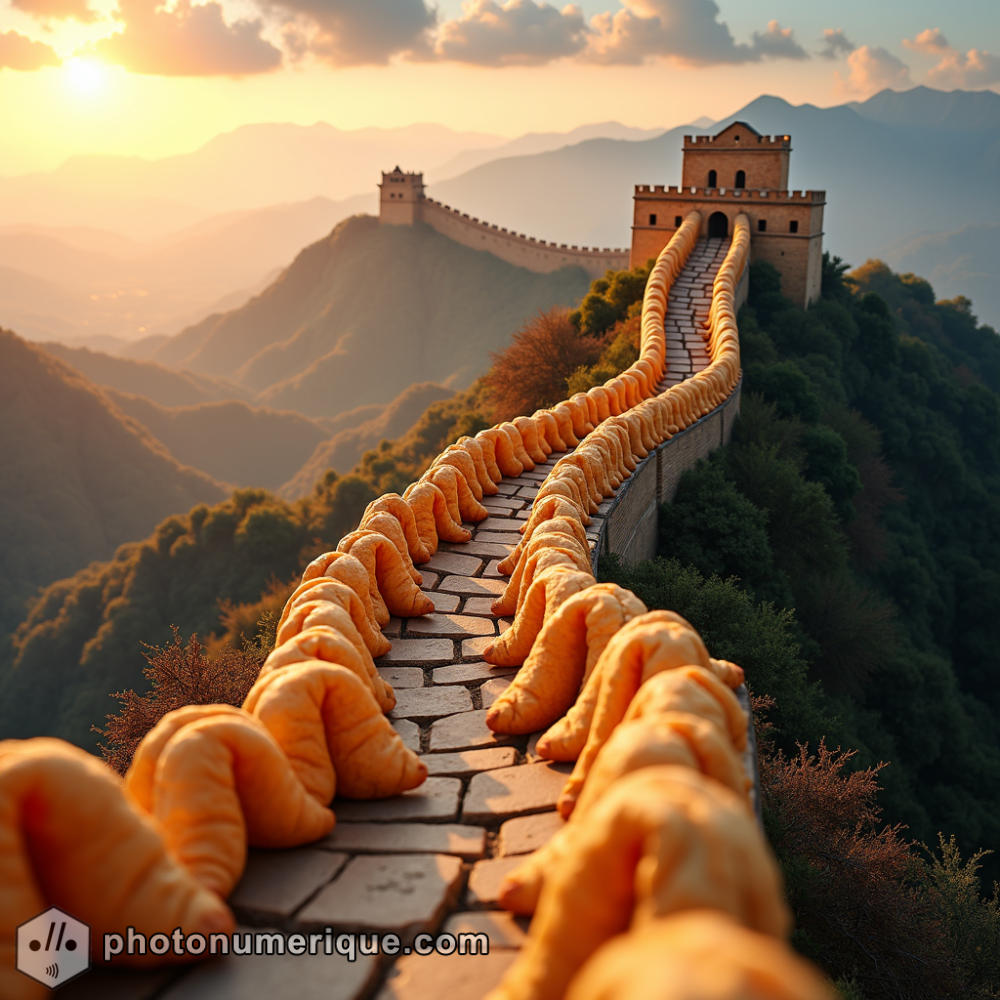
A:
[632,122,825,307]
[380,166,629,279]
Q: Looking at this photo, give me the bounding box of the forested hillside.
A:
[105,391,330,490]
[0,385,489,746]
[604,256,1000,859]
[0,331,226,636]
[42,341,250,406]
[147,214,591,417]
[278,380,455,499]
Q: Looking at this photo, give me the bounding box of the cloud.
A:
[270,0,435,66]
[435,1,588,66]
[904,28,1000,88]
[902,27,948,56]
[584,0,804,66]
[93,0,282,75]
[11,0,96,23]
[750,19,807,60]
[819,27,854,60]
[835,44,911,95]
[0,29,61,69]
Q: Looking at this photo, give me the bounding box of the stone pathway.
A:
[660,236,729,387]
[65,239,733,1000]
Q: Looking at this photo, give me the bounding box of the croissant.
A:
[350,514,422,584]
[534,479,592,525]
[498,712,748,916]
[477,427,523,477]
[564,911,835,1000]
[536,611,731,762]
[545,465,598,515]
[484,767,789,1000]
[244,661,426,801]
[486,585,646,735]
[403,480,471,556]
[275,598,375,665]
[278,577,391,658]
[432,446,485,501]
[492,534,593,617]
[555,665,747,819]
[0,738,234,997]
[514,415,550,462]
[533,410,569,453]
[498,514,590,582]
[126,708,334,897]
[296,551,378,624]
[587,386,613,422]
[455,437,500,495]
[552,454,605,507]
[565,394,596,437]
[422,464,489,523]
[551,404,580,447]
[569,392,601,434]
[516,493,586,539]
[360,494,431,564]
[338,531,435,624]
[483,566,595,666]
[500,422,536,471]
[263,624,394,712]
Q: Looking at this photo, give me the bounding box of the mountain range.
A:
[2,87,997,350]
[141,214,590,418]
[428,88,1000,313]
[0,329,226,634]
[0,193,372,347]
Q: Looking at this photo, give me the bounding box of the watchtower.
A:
[379,167,425,226]
[630,122,825,308]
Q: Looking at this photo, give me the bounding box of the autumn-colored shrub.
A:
[486,308,603,422]
[755,697,1000,999]
[566,314,641,395]
[94,624,272,775]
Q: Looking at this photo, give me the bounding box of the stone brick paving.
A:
[76,240,736,1000]
[659,237,729,389]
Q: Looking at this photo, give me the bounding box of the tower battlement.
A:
[631,122,825,308]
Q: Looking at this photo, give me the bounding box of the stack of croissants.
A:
[1,212,833,999]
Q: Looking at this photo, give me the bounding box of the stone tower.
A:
[630,122,825,308]
[379,167,425,226]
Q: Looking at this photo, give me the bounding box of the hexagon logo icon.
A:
[16,907,91,989]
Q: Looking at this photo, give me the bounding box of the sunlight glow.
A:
[63,58,108,98]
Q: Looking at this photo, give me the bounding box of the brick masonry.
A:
[94,238,755,1000]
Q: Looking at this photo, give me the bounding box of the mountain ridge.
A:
[145,214,591,418]
[0,330,227,634]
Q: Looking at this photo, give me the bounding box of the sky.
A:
[1,0,998,175]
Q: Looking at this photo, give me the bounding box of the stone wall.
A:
[591,378,743,571]
[420,198,629,279]
[630,187,824,308]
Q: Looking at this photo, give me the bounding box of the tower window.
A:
[735,170,746,188]
[789,220,799,233]
[708,169,717,188]
[649,214,657,226]
[674,216,682,227]
[757,219,767,232]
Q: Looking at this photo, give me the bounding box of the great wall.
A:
[2,125,834,1000]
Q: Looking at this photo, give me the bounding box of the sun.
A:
[63,58,108,97]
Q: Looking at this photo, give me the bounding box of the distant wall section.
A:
[378,167,629,279]
[419,198,630,279]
